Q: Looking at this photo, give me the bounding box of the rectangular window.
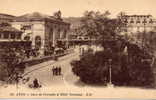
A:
[3,33,9,39]
[17,34,21,39]
[136,21,140,23]
[10,33,15,39]
[142,20,147,24]
[149,20,153,23]
[130,20,134,23]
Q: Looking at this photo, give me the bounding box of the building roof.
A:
[14,12,70,25]
[17,12,49,19]
[0,26,22,33]
[0,13,15,19]
[0,13,15,22]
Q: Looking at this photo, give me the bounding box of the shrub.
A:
[71,46,155,87]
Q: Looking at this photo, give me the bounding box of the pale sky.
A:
[0,0,156,17]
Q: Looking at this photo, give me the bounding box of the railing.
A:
[21,48,74,67]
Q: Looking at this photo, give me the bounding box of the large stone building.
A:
[121,15,156,34]
[120,15,156,44]
[12,12,70,56]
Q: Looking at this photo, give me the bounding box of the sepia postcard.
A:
[0,0,156,99]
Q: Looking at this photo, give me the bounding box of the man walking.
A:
[58,66,62,75]
[52,66,55,75]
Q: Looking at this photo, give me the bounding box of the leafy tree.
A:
[71,46,154,87]
[0,47,25,83]
[79,11,110,39]
[71,10,155,87]
[144,31,156,53]
[75,11,124,48]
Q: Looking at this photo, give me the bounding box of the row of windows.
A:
[123,27,156,32]
[124,15,152,18]
[124,20,154,24]
[0,33,21,39]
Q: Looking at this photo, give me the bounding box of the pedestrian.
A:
[52,66,55,75]
[58,66,60,75]
[54,66,57,76]
[55,66,58,76]
[58,66,61,75]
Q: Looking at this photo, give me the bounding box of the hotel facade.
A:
[120,15,156,44]
[121,15,156,33]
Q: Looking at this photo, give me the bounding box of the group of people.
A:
[52,66,62,76]
[33,78,41,88]
[28,65,63,89]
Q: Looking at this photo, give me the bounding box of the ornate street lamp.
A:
[107,58,114,87]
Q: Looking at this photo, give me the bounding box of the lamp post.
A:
[107,58,114,87]
[139,17,147,68]
[142,18,146,55]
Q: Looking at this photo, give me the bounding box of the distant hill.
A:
[63,17,82,29]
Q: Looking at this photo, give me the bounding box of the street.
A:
[0,49,156,99]
[21,51,80,88]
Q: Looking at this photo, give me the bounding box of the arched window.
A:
[63,30,67,38]
[57,28,61,39]
[49,28,53,41]
[35,36,41,49]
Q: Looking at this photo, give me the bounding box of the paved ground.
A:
[19,51,80,88]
